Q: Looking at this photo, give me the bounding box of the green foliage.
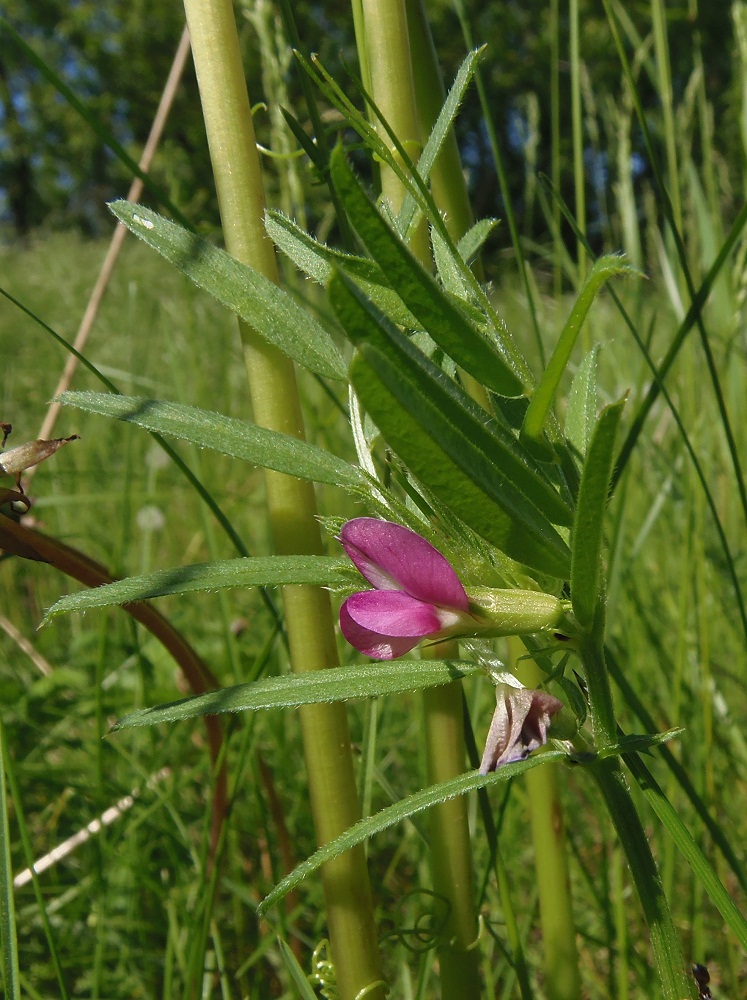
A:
[522,256,638,443]
[331,273,572,576]
[3,0,747,995]
[110,202,347,380]
[330,146,524,396]
[60,391,363,485]
[113,660,483,729]
[43,555,350,618]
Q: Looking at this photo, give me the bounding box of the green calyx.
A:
[466,587,577,638]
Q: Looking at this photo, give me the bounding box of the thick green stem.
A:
[513,640,580,1000]
[361,0,430,261]
[423,648,481,999]
[404,0,474,244]
[182,2,384,996]
[403,0,491,408]
[579,614,694,999]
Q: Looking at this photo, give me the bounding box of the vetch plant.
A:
[8,0,747,997]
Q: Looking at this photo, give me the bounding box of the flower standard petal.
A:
[340,518,468,609]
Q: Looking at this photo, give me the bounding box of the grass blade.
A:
[623,751,747,949]
[0,720,21,1000]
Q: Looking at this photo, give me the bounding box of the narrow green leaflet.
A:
[396,47,484,241]
[276,940,319,1000]
[432,227,472,300]
[457,218,499,265]
[109,201,346,381]
[332,275,572,577]
[330,148,524,397]
[44,556,349,621]
[266,210,376,285]
[112,660,482,730]
[594,728,683,760]
[522,255,637,441]
[265,211,418,328]
[565,345,600,459]
[59,392,363,487]
[571,398,626,626]
[258,752,566,914]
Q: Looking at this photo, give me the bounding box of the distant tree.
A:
[0,0,738,242]
[0,0,215,235]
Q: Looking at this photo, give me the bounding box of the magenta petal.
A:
[343,590,443,637]
[339,518,468,610]
[340,601,421,660]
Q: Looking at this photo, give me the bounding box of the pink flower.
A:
[479,686,563,773]
[338,518,477,660]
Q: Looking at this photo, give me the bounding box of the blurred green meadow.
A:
[2,2,747,998]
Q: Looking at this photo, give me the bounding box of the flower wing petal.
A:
[340,518,468,609]
[339,600,422,660]
[343,590,443,637]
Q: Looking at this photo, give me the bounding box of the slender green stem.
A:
[579,612,694,999]
[550,0,562,297]
[423,650,481,999]
[651,0,682,234]
[514,641,581,1000]
[181,1,384,996]
[0,718,21,1000]
[361,0,430,262]
[590,759,694,999]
